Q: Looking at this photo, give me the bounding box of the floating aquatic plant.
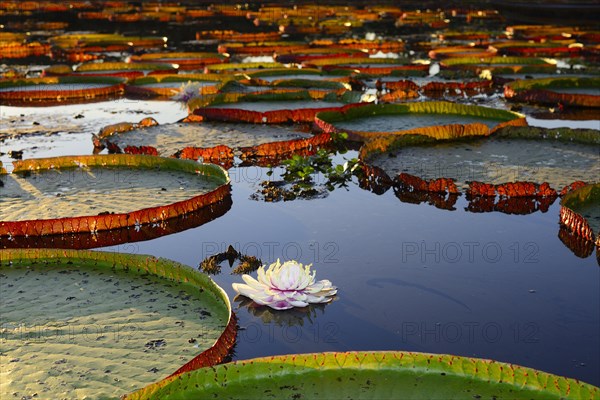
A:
[232,259,337,310]
[171,81,206,109]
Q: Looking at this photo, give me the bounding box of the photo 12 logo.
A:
[401,241,540,264]
[399,321,540,344]
[0,322,139,344]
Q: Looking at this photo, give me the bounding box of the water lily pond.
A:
[0,1,599,399]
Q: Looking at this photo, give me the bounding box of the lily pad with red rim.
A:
[0,248,236,399]
[93,118,329,167]
[0,154,230,237]
[205,62,284,74]
[0,76,126,106]
[190,90,362,124]
[440,56,556,77]
[315,101,526,142]
[125,74,231,98]
[504,77,600,107]
[74,62,178,78]
[129,52,227,70]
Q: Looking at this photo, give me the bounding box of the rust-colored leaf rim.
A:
[239,132,333,163]
[125,351,599,400]
[190,90,362,123]
[218,43,312,56]
[558,224,597,260]
[205,62,284,72]
[363,168,560,216]
[560,183,600,247]
[467,181,557,198]
[438,31,491,41]
[316,101,527,143]
[0,76,125,104]
[307,40,404,53]
[394,184,558,215]
[319,64,430,76]
[0,161,6,174]
[50,34,166,49]
[441,56,554,67]
[94,117,159,144]
[428,45,498,59]
[0,42,50,59]
[420,80,493,93]
[245,68,342,80]
[307,56,410,67]
[0,196,233,250]
[176,145,235,168]
[504,77,600,108]
[196,30,281,42]
[360,165,564,215]
[275,49,368,63]
[0,154,230,237]
[75,61,177,73]
[498,46,583,57]
[0,248,238,386]
[129,52,227,66]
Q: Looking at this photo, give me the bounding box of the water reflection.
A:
[0,196,233,250]
[235,295,332,327]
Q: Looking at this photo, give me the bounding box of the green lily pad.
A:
[95,120,312,157]
[126,351,599,399]
[504,77,600,107]
[0,249,235,400]
[125,74,231,97]
[205,62,284,73]
[0,76,125,106]
[366,132,599,191]
[316,101,525,142]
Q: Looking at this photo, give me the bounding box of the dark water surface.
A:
[99,158,600,386]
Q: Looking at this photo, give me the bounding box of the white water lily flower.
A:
[171,81,203,105]
[232,259,337,310]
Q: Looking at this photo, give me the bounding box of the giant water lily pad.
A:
[0,76,125,106]
[373,137,598,192]
[94,119,315,162]
[246,68,346,83]
[364,128,600,191]
[316,101,526,142]
[205,62,284,73]
[357,126,599,215]
[191,90,361,124]
[74,62,178,78]
[0,154,230,237]
[129,52,227,70]
[504,77,600,108]
[49,33,167,63]
[440,56,556,77]
[0,249,236,399]
[274,48,367,64]
[126,351,599,399]
[125,74,230,98]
